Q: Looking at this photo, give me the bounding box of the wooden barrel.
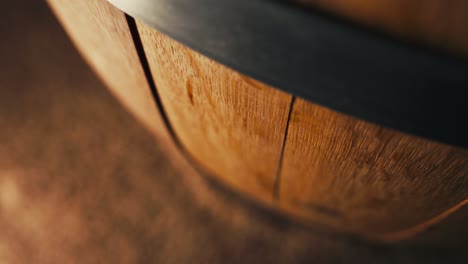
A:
[48,0,468,241]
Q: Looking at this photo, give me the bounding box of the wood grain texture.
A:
[48,0,169,140]
[295,0,468,55]
[136,23,293,204]
[279,98,468,237]
[47,0,468,241]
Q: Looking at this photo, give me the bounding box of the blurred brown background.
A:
[0,0,466,263]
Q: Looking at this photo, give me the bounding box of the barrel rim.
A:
[107,0,468,148]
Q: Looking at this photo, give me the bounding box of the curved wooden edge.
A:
[48,0,468,243]
[280,98,468,236]
[376,199,468,242]
[134,21,468,239]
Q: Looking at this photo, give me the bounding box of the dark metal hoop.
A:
[108,0,468,148]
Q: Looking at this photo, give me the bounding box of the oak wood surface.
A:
[137,23,293,204]
[135,20,468,238]
[47,0,468,241]
[279,99,468,238]
[295,0,468,55]
[48,0,169,140]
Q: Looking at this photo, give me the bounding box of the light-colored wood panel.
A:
[47,0,169,140]
[296,0,468,55]
[279,98,468,238]
[48,0,468,241]
[137,23,293,203]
